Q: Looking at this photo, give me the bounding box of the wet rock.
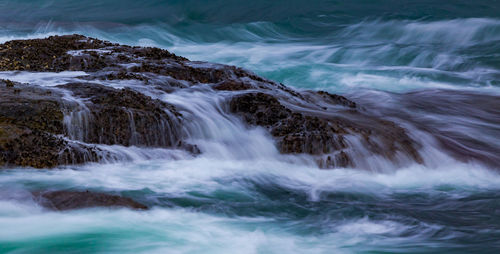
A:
[0,35,269,87]
[176,141,201,155]
[35,190,148,211]
[316,91,357,108]
[229,93,352,167]
[0,34,112,72]
[0,84,102,168]
[1,79,14,88]
[0,124,101,168]
[60,83,183,147]
[229,93,290,126]
[0,77,188,169]
[213,80,253,91]
[0,34,186,73]
[0,35,424,169]
[365,89,500,168]
[230,92,422,168]
[0,83,64,134]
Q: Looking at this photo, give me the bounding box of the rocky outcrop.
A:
[0,79,192,168]
[229,92,422,168]
[0,124,101,168]
[0,82,102,168]
[34,190,148,211]
[0,35,423,169]
[0,35,114,72]
[59,83,183,147]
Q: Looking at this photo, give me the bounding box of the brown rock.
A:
[0,84,102,168]
[60,83,183,147]
[0,35,424,169]
[35,190,148,211]
[213,80,253,91]
[230,92,422,168]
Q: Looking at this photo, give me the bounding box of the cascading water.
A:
[1,1,500,253]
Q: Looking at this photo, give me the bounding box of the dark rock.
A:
[176,141,201,155]
[0,124,101,168]
[230,92,422,168]
[0,84,64,134]
[213,80,253,91]
[0,34,111,72]
[59,83,183,147]
[0,35,424,169]
[0,84,102,168]
[229,93,290,126]
[0,34,185,73]
[317,91,357,108]
[35,190,148,211]
[1,79,14,88]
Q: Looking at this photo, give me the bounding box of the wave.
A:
[2,17,500,92]
[0,203,420,254]
[1,3,500,252]
[2,157,499,200]
[1,153,499,253]
[340,18,500,46]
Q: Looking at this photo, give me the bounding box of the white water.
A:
[3,18,500,94]
[0,71,88,86]
[1,17,500,252]
[1,70,499,253]
[1,151,499,253]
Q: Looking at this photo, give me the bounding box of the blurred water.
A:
[1,1,500,253]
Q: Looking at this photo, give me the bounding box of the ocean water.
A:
[1,1,500,253]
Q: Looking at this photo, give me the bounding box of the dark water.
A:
[1,1,500,253]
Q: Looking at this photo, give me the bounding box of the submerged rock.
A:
[0,35,424,169]
[35,190,148,211]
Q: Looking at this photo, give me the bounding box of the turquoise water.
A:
[1,1,500,253]
[1,0,500,93]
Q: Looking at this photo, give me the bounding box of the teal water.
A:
[1,0,500,92]
[1,1,500,253]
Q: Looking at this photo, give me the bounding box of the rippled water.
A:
[1,1,500,253]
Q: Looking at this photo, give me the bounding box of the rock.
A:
[0,83,102,168]
[0,35,424,169]
[0,124,102,168]
[0,80,188,168]
[0,82,64,134]
[230,92,422,168]
[213,80,253,91]
[59,83,183,147]
[0,34,112,72]
[0,34,255,84]
[1,79,14,87]
[35,190,148,211]
[316,90,357,108]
